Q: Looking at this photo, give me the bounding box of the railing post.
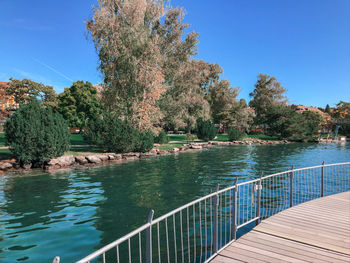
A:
[290,166,294,208]
[256,173,262,225]
[212,184,219,253]
[146,210,154,263]
[321,161,325,197]
[232,178,238,240]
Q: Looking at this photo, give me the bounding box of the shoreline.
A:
[0,139,292,175]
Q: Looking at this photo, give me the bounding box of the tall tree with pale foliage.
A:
[87,0,166,132]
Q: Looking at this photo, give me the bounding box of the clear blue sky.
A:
[1,0,349,107]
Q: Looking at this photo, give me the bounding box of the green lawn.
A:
[0,148,12,160]
[0,133,5,147]
[70,133,89,145]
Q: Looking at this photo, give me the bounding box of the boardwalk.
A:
[210,191,350,263]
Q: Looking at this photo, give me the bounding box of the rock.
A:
[86,155,102,164]
[48,158,60,166]
[123,152,140,158]
[22,163,32,169]
[191,144,202,149]
[158,150,169,155]
[114,154,122,160]
[97,154,109,161]
[57,155,75,166]
[140,152,157,157]
[173,147,179,152]
[108,155,115,160]
[0,162,13,170]
[75,156,88,164]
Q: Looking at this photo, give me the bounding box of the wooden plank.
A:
[248,231,350,262]
[239,233,347,263]
[210,192,350,263]
[210,255,245,263]
[259,220,350,243]
[219,248,269,263]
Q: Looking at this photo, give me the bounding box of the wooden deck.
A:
[210,191,350,263]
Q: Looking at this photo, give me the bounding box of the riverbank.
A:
[0,139,290,174]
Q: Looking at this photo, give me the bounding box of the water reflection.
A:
[0,143,349,262]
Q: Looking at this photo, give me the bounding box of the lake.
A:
[0,142,349,262]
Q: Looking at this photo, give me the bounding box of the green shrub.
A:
[85,113,154,153]
[228,127,246,141]
[134,130,154,152]
[5,100,70,165]
[196,118,217,141]
[154,131,169,144]
[84,113,135,153]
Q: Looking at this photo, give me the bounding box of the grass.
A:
[168,135,197,142]
[70,133,89,145]
[0,148,13,160]
[0,133,5,147]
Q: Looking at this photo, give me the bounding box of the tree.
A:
[265,104,322,141]
[84,112,154,153]
[57,81,102,131]
[5,100,70,165]
[196,118,217,141]
[6,78,57,106]
[249,74,287,126]
[208,79,239,125]
[325,104,330,114]
[333,101,350,120]
[160,60,221,131]
[87,0,166,133]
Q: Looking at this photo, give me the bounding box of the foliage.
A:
[325,104,330,114]
[84,113,135,153]
[154,131,169,144]
[134,130,154,153]
[265,105,322,141]
[87,0,166,133]
[333,101,350,120]
[4,100,70,164]
[85,113,154,153]
[228,127,246,141]
[186,133,195,143]
[6,78,57,106]
[208,79,239,124]
[87,0,226,133]
[249,74,287,126]
[57,81,102,130]
[196,118,217,141]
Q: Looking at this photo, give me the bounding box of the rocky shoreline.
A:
[0,139,290,174]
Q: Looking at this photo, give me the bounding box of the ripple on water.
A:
[0,143,349,262]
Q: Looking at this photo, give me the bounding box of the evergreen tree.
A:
[5,100,70,165]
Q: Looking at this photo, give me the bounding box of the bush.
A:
[84,113,154,153]
[84,113,135,153]
[5,100,70,165]
[134,130,154,153]
[154,131,169,144]
[228,127,246,141]
[196,118,217,141]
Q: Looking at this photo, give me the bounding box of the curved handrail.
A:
[72,162,350,263]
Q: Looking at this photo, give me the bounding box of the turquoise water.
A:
[0,142,349,262]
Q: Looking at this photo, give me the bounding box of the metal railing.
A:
[55,162,350,263]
